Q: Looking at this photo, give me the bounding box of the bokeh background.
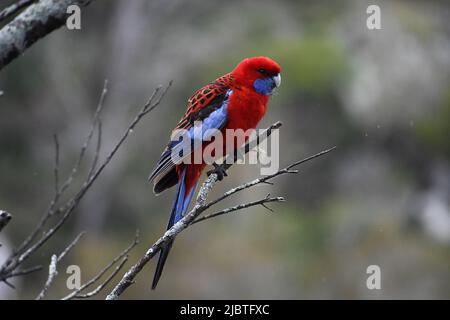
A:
[0,0,449,299]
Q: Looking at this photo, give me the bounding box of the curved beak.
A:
[272,73,281,88]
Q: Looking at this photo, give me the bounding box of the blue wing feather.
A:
[148,90,231,190]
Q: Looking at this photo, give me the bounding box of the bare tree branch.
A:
[0,210,12,233]
[36,254,58,300]
[7,265,42,278]
[0,0,94,70]
[191,194,285,225]
[0,81,171,286]
[204,146,337,211]
[62,232,139,300]
[0,0,36,23]
[106,121,335,300]
[56,231,86,262]
[11,80,108,262]
[87,116,103,179]
[73,256,128,299]
[58,79,108,197]
[36,231,85,300]
[105,122,285,299]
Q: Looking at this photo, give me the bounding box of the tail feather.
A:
[151,167,198,289]
[152,240,174,290]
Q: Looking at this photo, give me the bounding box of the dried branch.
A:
[223,121,282,171]
[0,81,171,286]
[87,117,102,179]
[73,256,128,299]
[106,122,285,299]
[36,231,85,300]
[0,0,36,23]
[7,265,42,278]
[205,146,337,210]
[0,210,12,233]
[0,0,93,70]
[36,254,58,300]
[12,80,108,262]
[106,120,335,300]
[56,232,86,262]
[191,194,285,225]
[62,232,139,300]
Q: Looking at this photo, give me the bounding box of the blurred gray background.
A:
[0,0,449,299]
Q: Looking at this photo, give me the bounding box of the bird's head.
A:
[231,56,282,95]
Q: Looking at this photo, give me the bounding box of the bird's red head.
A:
[231,56,282,95]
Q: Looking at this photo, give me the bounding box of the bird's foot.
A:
[207,163,228,181]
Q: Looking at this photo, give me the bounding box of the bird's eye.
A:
[258,68,267,74]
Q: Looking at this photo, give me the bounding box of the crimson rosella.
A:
[148,56,282,289]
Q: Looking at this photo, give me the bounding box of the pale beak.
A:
[272,73,281,88]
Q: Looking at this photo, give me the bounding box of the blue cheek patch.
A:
[253,77,275,95]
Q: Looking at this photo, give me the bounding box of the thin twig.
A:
[35,254,58,300]
[3,279,14,289]
[62,232,139,300]
[0,82,170,284]
[106,139,335,299]
[88,119,102,179]
[223,121,282,171]
[0,0,36,22]
[191,195,284,225]
[0,0,93,70]
[53,134,60,195]
[8,265,43,278]
[12,80,109,258]
[0,210,12,233]
[205,146,337,210]
[57,232,86,262]
[73,256,128,299]
[35,231,85,300]
[58,79,108,197]
[106,122,286,299]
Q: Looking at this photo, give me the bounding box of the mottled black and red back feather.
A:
[175,73,233,130]
[148,74,234,194]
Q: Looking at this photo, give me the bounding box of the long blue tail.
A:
[151,168,198,289]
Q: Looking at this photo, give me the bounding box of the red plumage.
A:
[159,57,280,196]
[149,56,281,289]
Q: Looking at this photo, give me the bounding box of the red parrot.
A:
[148,56,281,289]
